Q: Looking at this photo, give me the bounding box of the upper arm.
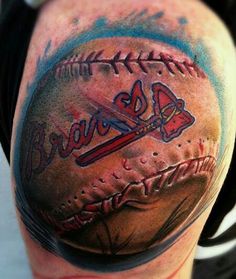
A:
[11,0,236,277]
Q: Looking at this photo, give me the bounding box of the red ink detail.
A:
[166,241,196,279]
[55,50,206,78]
[25,116,110,179]
[140,157,147,164]
[112,172,121,179]
[199,139,204,155]
[65,103,81,121]
[49,113,78,160]
[101,199,112,214]
[44,156,216,234]
[159,52,175,74]
[76,129,139,167]
[152,82,195,142]
[112,193,123,209]
[156,161,167,170]
[123,159,132,170]
[84,204,99,212]
[26,81,195,177]
[114,80,147,118]
[76,81,195,166]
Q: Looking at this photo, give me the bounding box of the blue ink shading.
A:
[44,40,52,56]
[151,11,164,19]
[178,17,188,25]
[36,56,41,67]
[135,9,148,18]
[93,17,107,28]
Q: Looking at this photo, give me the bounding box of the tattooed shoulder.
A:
[13,3,233,273]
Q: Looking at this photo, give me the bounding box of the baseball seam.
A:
[39,155,216,234]
[54,50,206,79]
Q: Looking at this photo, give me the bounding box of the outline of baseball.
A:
[13,5,230,272]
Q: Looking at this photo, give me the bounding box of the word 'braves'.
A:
[24,80,195,180]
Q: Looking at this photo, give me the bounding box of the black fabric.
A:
[205,0,236,43]
[199,147,236,241]
[193,247,236,279]
[198,0,236,242]
[0,0,38,162]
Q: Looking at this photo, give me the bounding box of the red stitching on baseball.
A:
[39,155,216,234]
[123,159,132,171]
[54,50,206,79]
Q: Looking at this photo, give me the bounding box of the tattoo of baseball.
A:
[14,9,224,273]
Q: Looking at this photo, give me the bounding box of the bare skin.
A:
[11,0,236,278]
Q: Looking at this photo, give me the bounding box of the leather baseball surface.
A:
[13,0,234,273]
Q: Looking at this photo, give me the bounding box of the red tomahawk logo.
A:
[76,80,195,167]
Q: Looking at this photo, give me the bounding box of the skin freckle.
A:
[99,64,111,75]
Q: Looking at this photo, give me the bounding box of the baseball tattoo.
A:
[14,8,224,272]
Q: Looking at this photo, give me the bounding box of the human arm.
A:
[11,0,236,278]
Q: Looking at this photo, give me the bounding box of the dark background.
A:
[205,0,236,42]
[194,2,236,279]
